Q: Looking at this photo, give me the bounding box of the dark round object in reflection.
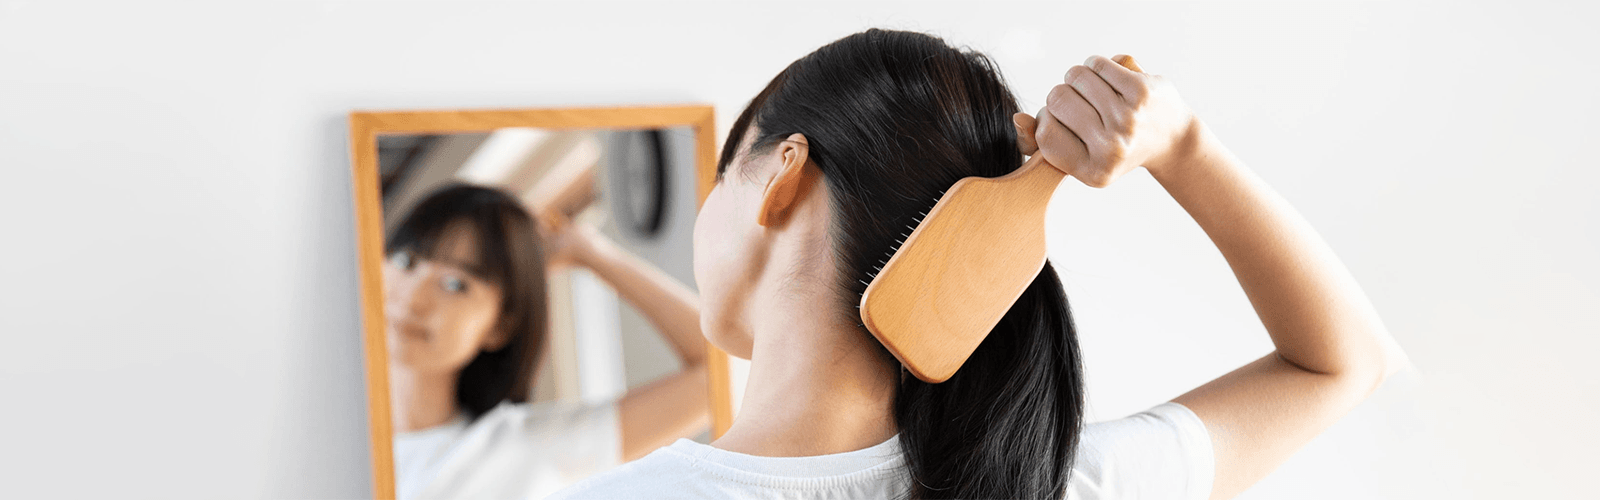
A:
[610,130,669,239]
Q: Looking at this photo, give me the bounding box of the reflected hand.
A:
[540,214,599,270]
[1014,54,1201,188]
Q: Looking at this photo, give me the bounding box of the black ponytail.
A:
[719,29,1085,498]
[896,266,1083,498]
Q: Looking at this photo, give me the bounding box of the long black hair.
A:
[719,29,1086,499]
[385,184,550,420]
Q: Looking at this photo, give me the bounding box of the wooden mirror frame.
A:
[347,105,733,500]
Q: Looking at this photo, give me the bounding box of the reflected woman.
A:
[383,183,708,499]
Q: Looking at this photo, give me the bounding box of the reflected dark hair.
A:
[385,184,549,421]
[720,29,1085,498]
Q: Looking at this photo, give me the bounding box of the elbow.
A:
[1377,335,1410,382]
[1356,335,1410,396]
[679,360,710,381]
[1320,333,1411,397]
[679,343,710,369]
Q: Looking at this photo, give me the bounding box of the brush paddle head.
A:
[858,55,1143,383]
[859,154,1065,383]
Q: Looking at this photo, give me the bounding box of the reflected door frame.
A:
[348,105,732,500]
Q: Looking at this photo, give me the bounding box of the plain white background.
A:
[1,1,1594,498]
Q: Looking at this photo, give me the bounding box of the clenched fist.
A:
[1015,55,1203,188]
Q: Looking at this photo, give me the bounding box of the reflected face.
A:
[383,223,506,374]
[692,138,775,359]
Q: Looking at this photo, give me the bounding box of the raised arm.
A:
[544,219,709,461]
[1022,55,1408,500]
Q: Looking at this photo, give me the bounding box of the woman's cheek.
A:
[428,304,490,369]
[692,201,711,297]
[693,191,732,296]
[692,193,741,350]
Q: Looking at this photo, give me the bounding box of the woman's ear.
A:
[758,133,816,227]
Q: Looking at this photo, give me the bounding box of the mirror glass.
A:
[374,126,708,499]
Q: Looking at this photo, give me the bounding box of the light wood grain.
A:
[859,154,1065,383]
[348,114,396,500]
[349,105,727,500]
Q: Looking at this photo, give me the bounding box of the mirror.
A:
[349,106,734,500]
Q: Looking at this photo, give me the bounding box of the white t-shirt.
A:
[394,400,620,500]
[548,402,1212,500]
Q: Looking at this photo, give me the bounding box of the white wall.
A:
[0,1,1593,498]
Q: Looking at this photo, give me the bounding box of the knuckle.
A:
[1128,87,1151,107]
[1037,119,1064,142]
[1084,172,1110,188]
[1116,110,1139,135]
[1105,109,1129,133]
[1104,142,1128,164]
[1047,84,1072,105]
[1065,65,1090,82]
[1086,56,1108,74]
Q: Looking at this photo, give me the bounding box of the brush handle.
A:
[1007,153,1067,202]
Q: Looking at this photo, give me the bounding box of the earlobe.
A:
[757,133,814,227]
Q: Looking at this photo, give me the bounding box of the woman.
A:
[552,29,1407,499]
[383,184,709,499]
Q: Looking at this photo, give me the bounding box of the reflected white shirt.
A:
[394,399,620,500]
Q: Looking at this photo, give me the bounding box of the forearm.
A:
[1150,122,1406,383]
[579,235,707,367]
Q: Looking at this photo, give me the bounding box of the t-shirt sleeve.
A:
[519,399,623,489]
[1066,402,1215,500]
[404,401,623,500]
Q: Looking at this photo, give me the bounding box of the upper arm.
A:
[616,364,710,461]
[1171,351,1390,500]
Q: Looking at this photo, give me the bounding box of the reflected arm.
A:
[576,231,707,367]
[572,229,709,461]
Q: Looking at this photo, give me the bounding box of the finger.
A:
[536,213,556,235]
[1084,55,1147,102]
[1033,106,1088,175]
[1013,112,1039,155]
[540,212,570,236]
[1045,83,1110,155]
[1064,64,1125,128]
[1111,54,1143,72]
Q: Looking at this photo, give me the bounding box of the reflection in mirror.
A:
[375,126,709,499]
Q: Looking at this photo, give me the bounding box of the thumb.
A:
[537,213,562,236]
[1013,112,1039,156]
[1111,54,1144,73]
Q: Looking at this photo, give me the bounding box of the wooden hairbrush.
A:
[859,55,1143,383]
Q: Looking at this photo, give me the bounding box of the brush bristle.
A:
[860,189,951,302]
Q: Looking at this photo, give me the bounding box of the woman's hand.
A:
[540,214,600,270]
[1015,54,1203,188]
